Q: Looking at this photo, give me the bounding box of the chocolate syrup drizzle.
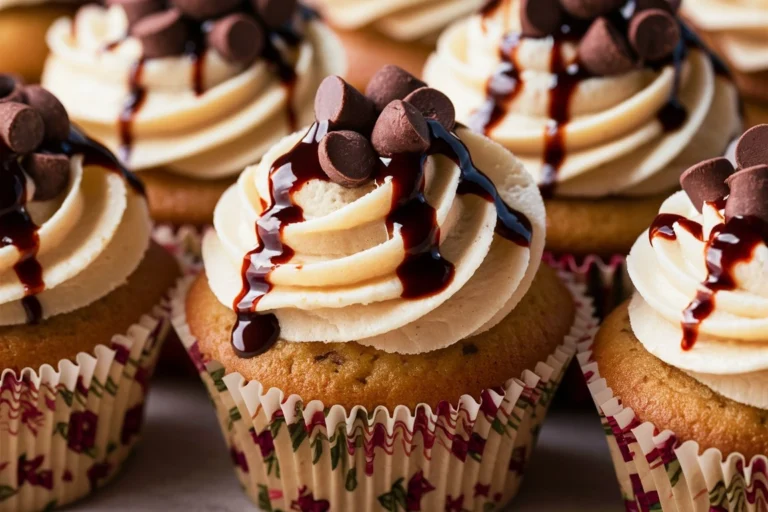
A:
[475,1,733,197]
[649,207,768,350]
[0,126,143,325]
[230,120,533,358]
[109,4,308,163]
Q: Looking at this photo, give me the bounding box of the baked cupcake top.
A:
[304,0,484,42]
[0,75,149,326]
[424,0,741,198]
[682,0,768,74]
[627,124,768,409]
[41,0,345,180]
[202,65,546,356]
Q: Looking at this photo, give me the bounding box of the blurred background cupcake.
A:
[305,0,483,89]
[580,126,768,510]
[0,0,84,81]
[41,0,345,270]
[172,68,596,510]
[424,0,742,317]
[0,80,179,509]
[682,0,768,127]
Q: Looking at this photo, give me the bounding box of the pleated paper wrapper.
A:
[578,347,768,511]
[0,299,172,512]
[153,224,206,275]
[170,272,597,511]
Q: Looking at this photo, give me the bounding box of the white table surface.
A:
[73,376,623,511]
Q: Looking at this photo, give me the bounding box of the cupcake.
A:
[0,1,84,82]
[171,66,596,510]
[579,126,768,510]
[0,79,179,510]
[41,0,345,270]
[682,0,768,126]
[424,0,742,316]
[305,0,483,89]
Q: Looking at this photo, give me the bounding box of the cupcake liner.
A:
[0,298,172,512]
[171,272,598,511]
[544,252,631,320]
[152,224,207,275]
[578,348,768,511]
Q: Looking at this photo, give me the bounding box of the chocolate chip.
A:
[634,0,680,14]
[679,157,733,212]
[629,9,680,61]
[23,86,70,142]
[365,65,426,112]
[371,100,430,156]
[108,0,163,27]
[403,87,455,131]
[734,124,768,170]
[314,76,377,134]
[0,74,25,104]
[207,14,264,64]
[130,8,187,59]
[520,0,563,37]
[559,0,624,19]
[252,0,297,28]
[724,165,768,223]
[23,153,70,201]
[578,17,636,76]
[168,0,240,20]
[0,103,44,154]
[318,130,378,188]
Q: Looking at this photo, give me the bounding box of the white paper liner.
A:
[152,224,207,276]
[0,297,173,512]
[171,271,597,511]
[578,345,768,511]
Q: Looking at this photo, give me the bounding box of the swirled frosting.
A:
[683,0,768,74]
[202,124,545,355]
[627,191,768,409]
[41,3,345,180]
[423,1,741,197]
[0,152,150,326]
[305,0,483,42]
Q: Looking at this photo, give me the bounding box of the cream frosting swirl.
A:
[627,191,768,409]
[306,0,483,42]
[0,153,150,326]
[41,4,345,180]
[683,0,768,73]
[202,124,545,354]
[423,1,741,198]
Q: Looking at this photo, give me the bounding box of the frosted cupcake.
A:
[42,0,344,269]
[0,0,84,81]
[424,0,742,315]
[0,79,178,509]
[579,125,768,510]
[306,0,483,89]
[171,66,596,510]
[682,0,768,125]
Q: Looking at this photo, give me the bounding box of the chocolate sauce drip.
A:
[650,211,768,350]
[230,120,534,359]
[0,152,44,324]
[117,6,305,163]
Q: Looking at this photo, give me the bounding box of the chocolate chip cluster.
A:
[109,0,298,62]
[680,124,768,223]
[520,0,682,76]
[313,65,456,188]
[0,75,71,201]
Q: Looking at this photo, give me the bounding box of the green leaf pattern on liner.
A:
[345,467,357,492]
[0,486,16,502]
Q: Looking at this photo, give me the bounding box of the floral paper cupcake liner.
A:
[578,349,768,511]
[0,299,172,512]
[152,224,207,276]
[171,272,597,511]
[544,253,631,321]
